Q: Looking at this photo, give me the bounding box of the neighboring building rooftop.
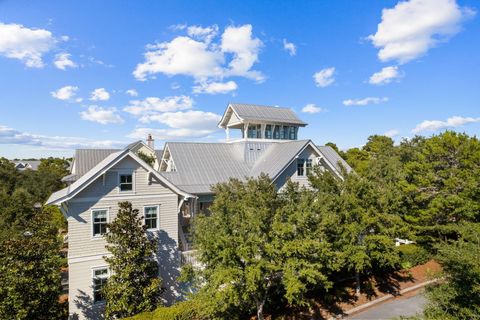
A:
[12,160,41,171]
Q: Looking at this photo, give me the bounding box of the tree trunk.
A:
[256,297,266,320]
[355,270,361,296]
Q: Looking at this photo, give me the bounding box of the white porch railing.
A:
[180,250,203,269]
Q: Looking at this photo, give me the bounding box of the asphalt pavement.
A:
[348,293,427,319]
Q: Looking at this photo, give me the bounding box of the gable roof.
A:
[219,103,307,128]
[46,149,192,206]
[317,146,353,174]
[159,139,349,194]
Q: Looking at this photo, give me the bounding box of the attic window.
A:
[119,174,133,192]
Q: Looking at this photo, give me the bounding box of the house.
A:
[12,160,41,171]
[46,103,351,319]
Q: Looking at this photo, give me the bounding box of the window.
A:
[247,124,261,138]
[92,209,107,237]
[119,174,133,192]
[289,126,297,140]
[256,125,262,138]
[144,206,158,230]
[306,159,313,175]
[297,159,305,176]
[265,125,272,139]
[93,268,108,304]
[273,126,280,139]
[282,126,289,140]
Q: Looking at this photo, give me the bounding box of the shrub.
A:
[397,244,430,268]
[127,300,200,320]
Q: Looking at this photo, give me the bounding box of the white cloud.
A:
[192,80,238,94]
[0,22,57,67]
[283,39,296,56]
[412,116,480,133]
[343,97,389,106]
[313,67,335,87]
[368,0,475,64]
[123,95,194,117]
[0,125,123,149]
[125,89,138,97]
[187,25,218,43]
[51,85,78,101]
[133,24,264,86]
[369,66,401,85]
[221,24,264,81]
[301,104,323,114]
[133,36,224,81]
[141,110,221,130]
[54,52,77,70]
[384,129,400,138]
[90,88,110,101]
[80,106,124,125]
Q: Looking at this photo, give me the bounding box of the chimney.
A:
[146,134,154,149]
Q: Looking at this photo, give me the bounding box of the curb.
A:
[339,279,438,318]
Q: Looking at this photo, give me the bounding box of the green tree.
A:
[191,175,338,319]
[0,157,18,194]
[137,151,156,167]
[0,209,66,320]
[363,135,395,157]
[401,131,480,226]
[103,201,162,319]
[309,168,402,294]
[421,223,480,319]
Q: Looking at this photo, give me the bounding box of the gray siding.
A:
[275,145,320,190]
[66,155,181,319]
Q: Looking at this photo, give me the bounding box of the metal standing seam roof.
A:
[317,146,353,174]
[73,148,163,178]
[160,140,315,194]
[51,141,352,199]
[224,103,307,126]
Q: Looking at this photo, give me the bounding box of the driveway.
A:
[348,293,427,319]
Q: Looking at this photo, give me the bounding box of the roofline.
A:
[46,150,193,206]
[270,140,311,182]
[309,144,344,179]
[270,140,344,184]
[218,103,243,128]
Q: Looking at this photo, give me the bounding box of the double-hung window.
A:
[306,159,313,175]
[92,209,107,237]
[144,206,158,230]
[119,174,133,192]
[93,268,109,304]
[297,159,305,176]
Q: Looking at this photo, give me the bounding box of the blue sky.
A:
[0,0,479,159]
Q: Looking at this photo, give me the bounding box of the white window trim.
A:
[117,170,136,194]
[91,265,109,305]
[91,207,110,240]
[144,204,160,231]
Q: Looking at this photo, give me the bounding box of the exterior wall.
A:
[66,155,181,319]
[275,145,321,190]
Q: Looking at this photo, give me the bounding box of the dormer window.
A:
[119,174,133,192]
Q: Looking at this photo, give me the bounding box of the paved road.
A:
[349,294,427,320]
